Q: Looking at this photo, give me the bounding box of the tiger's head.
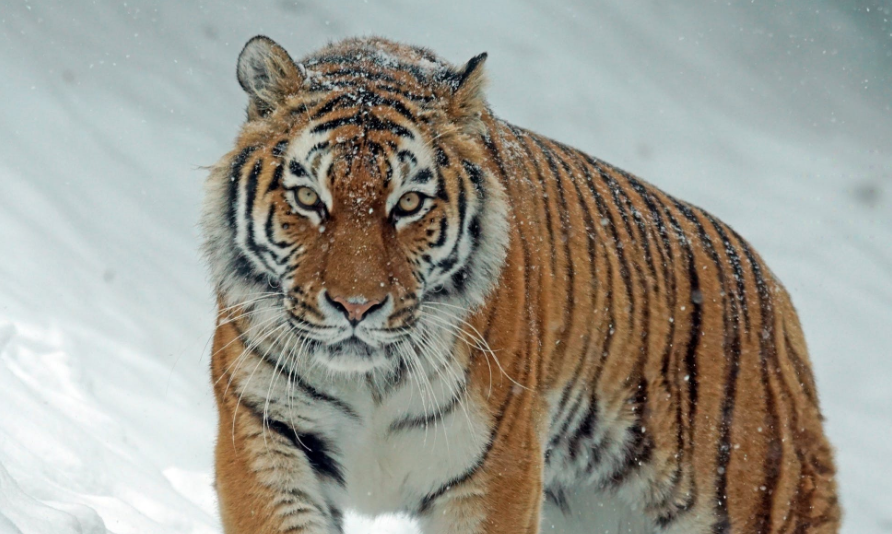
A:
[201,36,509,376]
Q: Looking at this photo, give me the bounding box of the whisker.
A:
[413,320,475,443]
[229,323,289,446]
[261,325,298,454]
[195,292,284,371]
[398,337,436,445]
[213,313,285,390]
[421,303,531,392]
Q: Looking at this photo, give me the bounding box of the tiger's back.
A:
[202,35,839,534]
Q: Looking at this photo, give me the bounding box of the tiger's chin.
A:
[314,337,394,374]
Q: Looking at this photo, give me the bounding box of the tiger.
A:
[200,35,840,534]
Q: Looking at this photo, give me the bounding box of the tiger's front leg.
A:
[211,319,342,534]
[214,388,342,534]
[417,414,544,534]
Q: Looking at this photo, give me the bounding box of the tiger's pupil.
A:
[296,187,318,208]
[399,192,421,213]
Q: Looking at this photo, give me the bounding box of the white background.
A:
[0,1,890,532]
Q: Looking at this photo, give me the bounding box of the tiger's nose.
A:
[326,294,384,324]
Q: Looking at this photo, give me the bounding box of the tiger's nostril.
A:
[326,293,384,324]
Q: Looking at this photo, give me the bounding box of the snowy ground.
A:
[1,1,890,533]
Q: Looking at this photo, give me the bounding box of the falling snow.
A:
[0,1,890,534]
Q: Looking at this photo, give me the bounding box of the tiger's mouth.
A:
[312,335,396,373]
[277,295,421,374]
[328,337,375,359]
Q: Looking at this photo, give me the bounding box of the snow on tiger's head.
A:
[200,36,509,375]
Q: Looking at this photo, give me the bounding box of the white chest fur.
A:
[236,354,492,517]
[329,364,490,515]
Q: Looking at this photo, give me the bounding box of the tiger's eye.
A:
[296,187,319,208]
[398,192,421,214]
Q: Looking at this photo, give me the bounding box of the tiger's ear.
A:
[448,52,488,134]
[237,36,304,119]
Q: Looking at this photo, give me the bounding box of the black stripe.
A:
[555,150,620,450]
[388,385,465,434]
[430,216,449,249]
[531,137,576,335]
[264,205,291,250]
[704,212,750,331]
[225,147,268,286]
[675,202,741,532]
[708,218,747,531]
[397,149,418,167]
[386,303,419,324]
[235,403,338,515]
[272,140,289,158]
[270,487,325,514]
[268,163,284,192]
[572,155,633,406]
[290,375,359,421]
[608,237,654,486]
[228,253,267,285]
[411,168,433,184]
[265,419,345,486]
[243,158,281,275]
[603,181,655,488]
[434,144,449,167]
[664,202,702,445]
[643,192,694,518]
[433,166,449,202]
[605,377,654,486]
[463,160,484,195]
[367,83,437,103]
[735,234,782,534]
[310,112,414,138]
[783,331,818,406]
[290,299,326,322]
[567,389,599,464]
[227,147,258,230]
[362,141,390,188]
[431,170,467,275]
[230,318,360,422]
[329,504,344,534]
[289,103,310,117]
[308,141,330,157]
[548,146,612,441]
[576,153,636,334]
[545,487,571,514]
[417,436,490,514]
[530,137,583,413]
[617,172,695,514]
[508,127,558,278]
[289,159,309,178]
[605,167,660,285]
[311,91,416,123]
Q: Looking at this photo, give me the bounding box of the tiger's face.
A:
[254,129,467,373]
[202,37,508,375]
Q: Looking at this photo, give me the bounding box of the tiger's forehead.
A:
[282,118,436,204]
[298,37,455,95]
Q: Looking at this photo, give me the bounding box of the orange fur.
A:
[203,36,839,533]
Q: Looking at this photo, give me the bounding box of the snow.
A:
[1,1,889,533]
